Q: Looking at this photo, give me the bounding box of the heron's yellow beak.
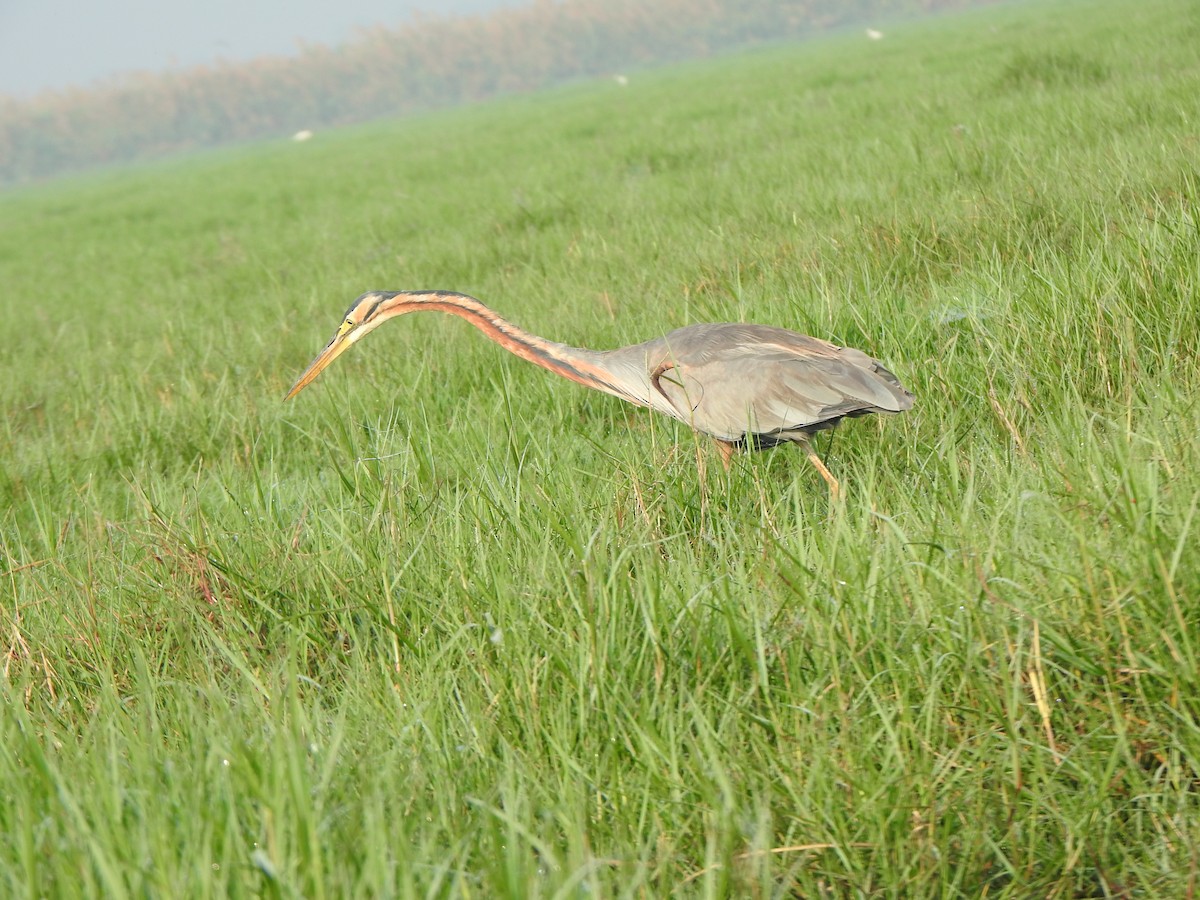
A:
[284,321,356,400]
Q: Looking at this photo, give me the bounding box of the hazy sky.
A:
[0,0,519,99]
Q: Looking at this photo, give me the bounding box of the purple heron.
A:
[286,291,914,496]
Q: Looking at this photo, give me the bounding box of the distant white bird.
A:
[866,29,884,40]
[292,130,314,142]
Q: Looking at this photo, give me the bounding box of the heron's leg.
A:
[801,440,840,501]
[713,439,736,470]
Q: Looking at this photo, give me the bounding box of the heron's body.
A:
[286,291,913,495]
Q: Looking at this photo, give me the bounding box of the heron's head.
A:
[284,291,403,399]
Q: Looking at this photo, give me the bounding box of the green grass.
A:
[2,0,1199,894]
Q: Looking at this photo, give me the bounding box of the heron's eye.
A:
[336,319,355,338]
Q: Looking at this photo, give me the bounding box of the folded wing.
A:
[652,324,913,442]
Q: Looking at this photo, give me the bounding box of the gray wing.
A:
[649,324,913,442]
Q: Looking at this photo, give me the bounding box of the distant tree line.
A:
[0,0,1001,185]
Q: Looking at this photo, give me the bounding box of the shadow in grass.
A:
[994,50,1110,92]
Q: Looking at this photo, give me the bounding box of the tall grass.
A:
[2,0,1198,894]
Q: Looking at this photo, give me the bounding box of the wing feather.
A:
[649,323,913,441]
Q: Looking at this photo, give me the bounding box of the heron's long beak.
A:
[284,326,355,400]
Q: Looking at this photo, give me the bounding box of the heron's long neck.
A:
[387,291,632,400]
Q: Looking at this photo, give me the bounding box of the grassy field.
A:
[2,0,1199,894]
